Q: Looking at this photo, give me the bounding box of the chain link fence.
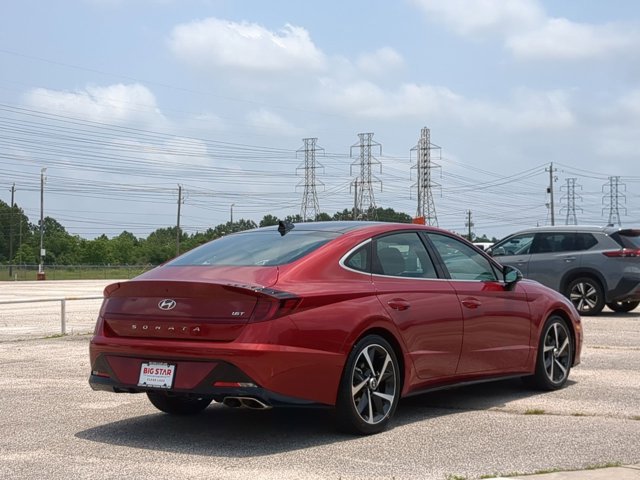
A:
[2,264,155,281]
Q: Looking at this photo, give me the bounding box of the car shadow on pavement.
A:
[76,378,552,456]
[76,405,347,457]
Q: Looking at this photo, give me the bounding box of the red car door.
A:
[425,233,532,375]
[370,232,464,380]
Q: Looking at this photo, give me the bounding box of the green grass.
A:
[524,408,545,415]
[2,265,153,281]
[586,462,622,470]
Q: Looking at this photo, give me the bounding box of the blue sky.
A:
[1,0,639,239]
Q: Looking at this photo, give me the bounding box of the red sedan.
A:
[89,221,582,435]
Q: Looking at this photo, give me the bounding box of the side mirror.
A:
[503,265,523,289]
[491,246,506,257]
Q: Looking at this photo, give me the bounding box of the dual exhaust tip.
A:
[222,396,272,410]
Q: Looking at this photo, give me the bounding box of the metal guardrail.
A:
[0,296,103,335]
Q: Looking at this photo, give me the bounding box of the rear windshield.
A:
[612,230,640,249]
[168,230,340,267]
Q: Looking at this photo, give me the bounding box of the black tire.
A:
[606,300,640,313]
[147,391,213,415]
[566,277,605,315]
[335,335,401,435]
[523,315,573,390]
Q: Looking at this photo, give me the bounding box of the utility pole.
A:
[465,210,474,241]
[560,178,582,225]
[410,127,441,226]
[352,179,359,220]
[350,133,382,220]
[176,184,182,256]
[296,138,325,221]
[545,163,557,226]
[8,183,15,278]
[602,176,626,227]
[38,168,46,279]
[230,203,234,224]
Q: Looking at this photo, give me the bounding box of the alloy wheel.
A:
[542,321,571,384]
[350,344,397,425]
[569,281,599,313]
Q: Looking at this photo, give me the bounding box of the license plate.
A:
[138,362,175,389]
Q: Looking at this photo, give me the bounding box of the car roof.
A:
[244,221,452,236]
[501,225,636,236]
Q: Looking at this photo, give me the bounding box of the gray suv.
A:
[489,226,640,315]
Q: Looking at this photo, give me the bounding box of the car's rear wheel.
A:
[336,335,400,435]
[606,300,640,313]
[523,315,573,390]
[567,277,605,315]
[147,391,213,415]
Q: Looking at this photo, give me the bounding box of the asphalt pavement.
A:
[0,280,638,479]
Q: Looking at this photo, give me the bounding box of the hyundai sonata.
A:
[89,221,582,434]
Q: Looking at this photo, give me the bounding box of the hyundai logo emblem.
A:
[158,299,177,311]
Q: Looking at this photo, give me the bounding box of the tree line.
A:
[0,200,419,266]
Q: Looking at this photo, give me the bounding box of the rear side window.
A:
[344,243,370,273]
[530,233,575,254]
[611,230,640,249]
[169,230,339,266]
[575,233,598,251]
[373,232,438,278]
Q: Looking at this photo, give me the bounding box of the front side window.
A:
[373,232,438,278]
[492,233,535,256]
[169,230,339,266]
[427,233,498,281]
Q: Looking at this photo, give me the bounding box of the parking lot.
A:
[0,280,638,480]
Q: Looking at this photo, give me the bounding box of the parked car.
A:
[489,226,640,315]
[90,221,582,435]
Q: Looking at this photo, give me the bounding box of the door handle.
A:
[564,257,576,262]
[461,297,481,309]
[388,299,411,311]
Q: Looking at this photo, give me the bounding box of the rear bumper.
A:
[89,336,345,406]
[607,275,640,302]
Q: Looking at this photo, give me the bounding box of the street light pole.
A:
[230,203,235,224]
[39,168,47,279]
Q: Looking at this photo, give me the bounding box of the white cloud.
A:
[24,83,165,125]
[507,18,636,60]
[245,108,303,136]
[356,47,405,76]
[317,79,574,131]
[168,18,326,72]
[412,0,639,61]
[411,0,543,37]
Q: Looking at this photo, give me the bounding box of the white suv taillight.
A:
[603,248,640,258]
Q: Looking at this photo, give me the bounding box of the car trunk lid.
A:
[101,266,286,342]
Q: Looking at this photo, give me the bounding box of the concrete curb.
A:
[491,464,640,479]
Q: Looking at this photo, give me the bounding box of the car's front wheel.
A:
[147,391,213,415]
[606,300,640,313]
[523,315,573,390]
[567,277,605,315]
[336,335,400,435]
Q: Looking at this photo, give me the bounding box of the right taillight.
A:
[603,248,640,258]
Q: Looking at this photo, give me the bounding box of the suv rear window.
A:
[611,229,640,249]
[168,230,339,266]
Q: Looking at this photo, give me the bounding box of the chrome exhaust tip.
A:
[222,396,272,410]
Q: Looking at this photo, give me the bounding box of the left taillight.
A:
[249,296,301,323]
